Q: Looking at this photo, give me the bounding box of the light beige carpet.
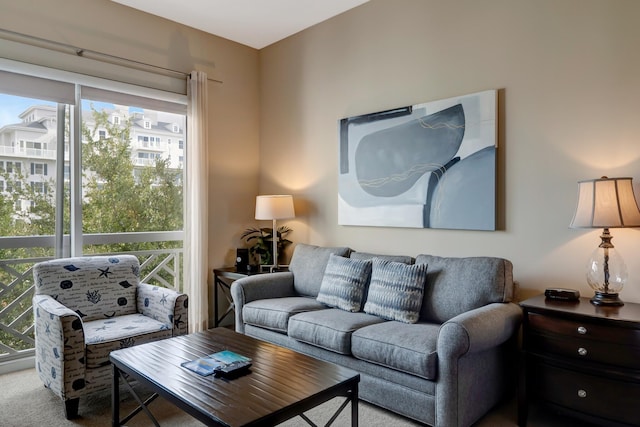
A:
[0,368,585,426]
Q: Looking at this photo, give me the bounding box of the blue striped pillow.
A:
[317,254,372,312]
[363,259,427,323]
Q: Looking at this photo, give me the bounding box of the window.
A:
[6,161,22,174]
[31,181,46,194]
[0,65,188,365]
[178,140,184,149]
[172,124,179,133]
[30,162,48,176]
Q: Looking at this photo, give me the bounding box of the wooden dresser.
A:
[519,294,640,426]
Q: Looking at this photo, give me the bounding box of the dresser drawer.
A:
[532,363,640,426]
[528,332,640,369]
[527,312,640,369]
[528,312,640,345]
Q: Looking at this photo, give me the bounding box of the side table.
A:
[213,267,288,327]
[519,294,640,426]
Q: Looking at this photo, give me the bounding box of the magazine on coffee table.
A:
[181,350,252,376]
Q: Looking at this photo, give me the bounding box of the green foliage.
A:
[240,226,292,265]
[79,107,183,251]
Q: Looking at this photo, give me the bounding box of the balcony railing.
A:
[0,231,183,364]
[0,145,56,159]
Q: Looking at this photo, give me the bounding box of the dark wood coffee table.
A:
[110,327,359,426]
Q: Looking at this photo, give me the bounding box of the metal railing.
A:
[0,232,183,364]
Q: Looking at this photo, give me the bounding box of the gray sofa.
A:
[230,244,522,427]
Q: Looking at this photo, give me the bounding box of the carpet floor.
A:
[0,368,588,426]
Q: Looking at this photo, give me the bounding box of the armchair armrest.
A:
[33,295,86,400]
[230,272,295,333]
[137,283,188,336]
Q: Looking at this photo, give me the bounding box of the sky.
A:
[0,94,55,127]
[0,94,140,128]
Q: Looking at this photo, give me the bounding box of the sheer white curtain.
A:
[185,71,209,332]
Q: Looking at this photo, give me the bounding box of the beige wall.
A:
[0,0,262,320]
[259,0,640,302]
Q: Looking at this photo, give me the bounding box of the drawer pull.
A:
[577,326,587,334]
[578,347,588,356]
[578,389,587,398]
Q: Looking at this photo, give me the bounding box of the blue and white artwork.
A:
[338,90,497,230]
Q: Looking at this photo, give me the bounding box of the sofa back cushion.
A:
[289,244,351,296]
[33,255,140,322]
[349,251,414,264]
[415,254,513,323]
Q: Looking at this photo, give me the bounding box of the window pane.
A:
[0,93,67,358]
[0,94,65,241]
[80,98,185,253]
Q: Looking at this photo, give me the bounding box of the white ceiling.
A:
[111,0,370,50]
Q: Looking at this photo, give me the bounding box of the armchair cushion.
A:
[84,314,172,368]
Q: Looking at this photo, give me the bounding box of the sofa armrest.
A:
[230,272,295,333]
[137,283,188,336]
[438,302,522,358]
[435,302,522,427]
[33,295,86,400]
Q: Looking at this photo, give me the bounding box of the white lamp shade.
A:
[255,195,295,220]
[570,177,640,228]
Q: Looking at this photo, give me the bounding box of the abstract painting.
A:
[338,90,497,230]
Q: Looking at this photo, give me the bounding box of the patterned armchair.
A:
[32,255,188,419]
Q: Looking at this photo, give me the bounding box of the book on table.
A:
[181,350,252,376]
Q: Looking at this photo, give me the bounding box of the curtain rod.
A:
[0,28,222,84]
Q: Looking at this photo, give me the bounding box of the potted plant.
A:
[240,226,292,266]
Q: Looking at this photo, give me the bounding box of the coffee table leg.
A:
[112,364,120,427]
[351,383,358,427]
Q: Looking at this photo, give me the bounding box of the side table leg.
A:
[517,351,527,426]
[214,275,220,327]
[351,383,359,427]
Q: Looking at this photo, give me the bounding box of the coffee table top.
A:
[110,327,359,426]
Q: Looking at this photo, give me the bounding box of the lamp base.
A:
[590,291,624,306]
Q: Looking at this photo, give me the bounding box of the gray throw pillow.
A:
[316,254,372,312]
[363,258,427,323]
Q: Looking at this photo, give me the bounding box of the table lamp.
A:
[255,195,295,271]
[570,176,640,306]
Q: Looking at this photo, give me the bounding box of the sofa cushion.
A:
[288,308,386,355]
[316,254,372,312]
[351,321,439,380]
[350,252,414,264]
[363,259,427,324]
[415,254,514,323]
[242,297,326,333]
[84,313,172,368]
[289,244,351,297]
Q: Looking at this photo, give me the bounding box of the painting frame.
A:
[338,90,497,230]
